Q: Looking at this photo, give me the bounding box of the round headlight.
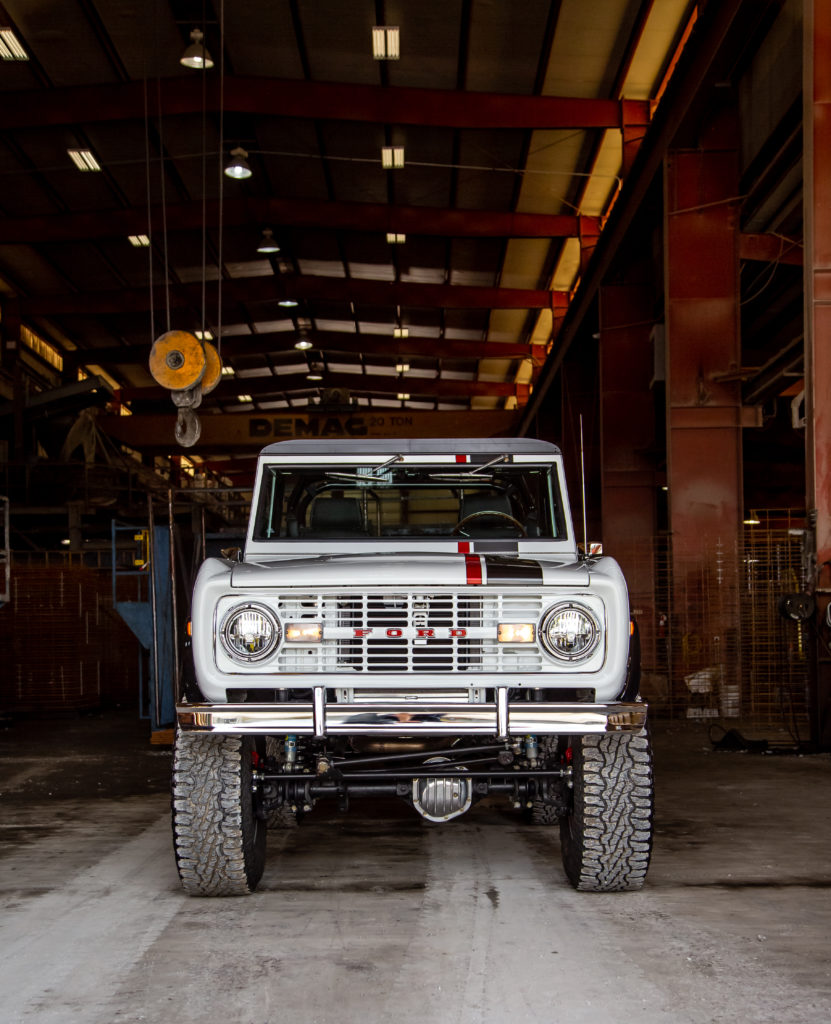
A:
[540,603,600,661]
[220,603,281,662]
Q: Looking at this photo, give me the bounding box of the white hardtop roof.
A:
[259,437,562,457]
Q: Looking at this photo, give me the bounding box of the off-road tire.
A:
[172,731,267,896]
[559,731,653,892]
[527,800,560,825]
[266,803,302,829]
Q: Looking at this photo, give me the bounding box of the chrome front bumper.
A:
[176,689,647,737]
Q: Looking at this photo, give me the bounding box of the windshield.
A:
[251,462,566,541]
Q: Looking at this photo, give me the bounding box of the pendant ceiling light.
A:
[257,228,280,254]
[225,147,252,180]
[180,28,214,70]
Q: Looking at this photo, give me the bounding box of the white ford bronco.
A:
[173,438,653,895]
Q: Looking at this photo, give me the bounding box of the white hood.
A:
[230,552,591,588]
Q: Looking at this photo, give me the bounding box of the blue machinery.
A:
[111,515,176,732]
[111,491,245,733]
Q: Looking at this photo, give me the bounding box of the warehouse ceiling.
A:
[0,0,802,476]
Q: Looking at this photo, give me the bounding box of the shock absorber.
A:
[284,734,297,769]
[524,734,539,768]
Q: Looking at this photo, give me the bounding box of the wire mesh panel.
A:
[0,563,139,713]
[618,520,809,733]
[740,516,809,735]
[668,540,743,721]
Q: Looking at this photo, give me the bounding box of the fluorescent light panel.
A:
[68,148,101,172]
[381,146,405,169]
[0,28,28,60]
[386,232,406,244]
[393,327,409,338]
[372,26,399,60]
[194,330,213,340]
[128,234,150,247]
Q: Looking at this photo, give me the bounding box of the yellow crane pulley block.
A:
[200,341,222,395]
[149,330,206,391]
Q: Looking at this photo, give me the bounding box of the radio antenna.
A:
[579,414,588,558]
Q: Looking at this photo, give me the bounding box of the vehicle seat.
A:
[309,497,366,537]
[459,491,519,537]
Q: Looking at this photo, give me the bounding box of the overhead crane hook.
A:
[148,330,222,448]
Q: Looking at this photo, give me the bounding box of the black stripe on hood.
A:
[483,556,543,583]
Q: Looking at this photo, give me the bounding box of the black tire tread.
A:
[529,800,560,825]
[266,803,301,829]
[172,732,266,896]
[560,731,653,892]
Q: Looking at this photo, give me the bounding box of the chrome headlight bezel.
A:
[539,601,601,662]
[219,602,281,662]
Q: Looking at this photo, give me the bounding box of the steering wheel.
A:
[452,510,528,537]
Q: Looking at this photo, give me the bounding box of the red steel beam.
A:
[805,0,831,747]
[69,332,546,367]
[598,283,658,660]
[19,275,568,317]
[0,197,593,245]
[739,232,803,265]
[99,409,521,451]
[517,0,745,436]
[0,76,645,132]
[118,372,531,403]
[664,110,744,721]
[665,128,743,563]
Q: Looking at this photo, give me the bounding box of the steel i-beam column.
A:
[664,109,743,719]
[804,0,831,749]
[599,284,658,667]
[1,300,25,461]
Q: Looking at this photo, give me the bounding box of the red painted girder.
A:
[117,373,532,403]
[69,332,543,368]
[739,232,803,265]
[99,409,520,450]
[598,284,658,663]
[0,198,592,244]
[808,0,831,581]
[665,129,742,563]
[621,99,652,176]
[19,275,569,316]
[517,0,746,437]
[0,76,646,131]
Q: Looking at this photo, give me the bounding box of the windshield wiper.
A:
[324,471,388,483]
[462,454,509,476]
[324,455,403,484]
[372,455,403,473]
[426,473,494,483]
[425,455,509,482]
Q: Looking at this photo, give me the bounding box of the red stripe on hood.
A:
[465,554,483,584]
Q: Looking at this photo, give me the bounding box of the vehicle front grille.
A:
[273,591,545,673]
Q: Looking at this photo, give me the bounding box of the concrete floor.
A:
[1,712,830,1024]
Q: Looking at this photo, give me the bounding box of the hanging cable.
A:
[199,2,209,341]
[143,76,155,347]
[217,0,225,358]
[156,74,171,333]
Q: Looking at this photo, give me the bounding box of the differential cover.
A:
[412,758,472,822]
